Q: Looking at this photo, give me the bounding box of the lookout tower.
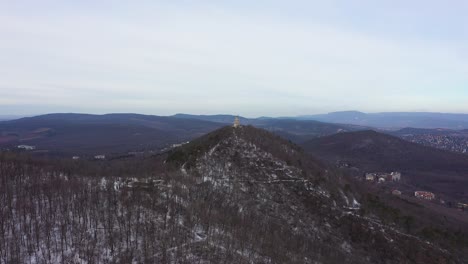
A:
[233,116,240,128]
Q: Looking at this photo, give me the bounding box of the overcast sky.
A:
[1,0,467,117]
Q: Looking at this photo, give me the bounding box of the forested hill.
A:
[0,113,224,155]
[0,126,466,263]
[0,113,358,156]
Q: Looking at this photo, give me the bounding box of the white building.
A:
[415,191,435,200]
[390,172,401,181]
[94,155,105,160]
[365,173,375,181]
[17,145,36,150]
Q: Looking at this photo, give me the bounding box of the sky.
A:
[0,0,467,117]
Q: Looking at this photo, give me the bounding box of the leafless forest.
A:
[1,126,467,263]
[0,152,339,263]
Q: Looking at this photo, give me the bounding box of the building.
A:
[392,189,402,196]
[94,155,105,160]
[233,116,240,128]
[458,203,468,210]
[365,171,401,182]
[414,191,435,200]
[390,172,401,181]
[17,145,35,150]
[365,173,375,181]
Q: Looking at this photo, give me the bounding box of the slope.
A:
[303,130,468,200]
[162,125,461,263]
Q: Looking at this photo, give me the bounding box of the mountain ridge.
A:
[0,113,224,155]
[298,111,468,129]
[0,113,361,155]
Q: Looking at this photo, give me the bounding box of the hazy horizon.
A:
[5,109,468,120]
[1,1,467,116]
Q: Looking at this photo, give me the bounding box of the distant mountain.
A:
[10,111,468,157]
[252,119,362,143]
[172,113,252,124]
[298,111,468,129]
[172,113,365,143]
[0,113,224,155]
[0,113,369,156]
[0,115,26,121]
[298,110,367,122]
[303,130,468,200]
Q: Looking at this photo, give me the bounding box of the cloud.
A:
[0,1,467,116]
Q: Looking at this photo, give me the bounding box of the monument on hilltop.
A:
[233,116,240,128]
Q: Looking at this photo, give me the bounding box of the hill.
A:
[390,127,464,136]
[303,130,468,200]
[1,125,466,263]
[162,126,465,263]
[0,113,224,156]
[387,127,468,155]
[0,113,361,156]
